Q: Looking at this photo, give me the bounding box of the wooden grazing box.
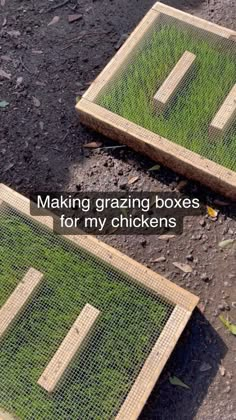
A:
[0,184,198,420]
[76,2,236,200]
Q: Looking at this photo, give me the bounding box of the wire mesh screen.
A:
[96,12,236,173]
[0,203,174,420]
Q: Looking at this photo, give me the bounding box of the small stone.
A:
[218,301,230,311]
[68,14,83,23]
[218,303,226,311]
[201,273,209,282]
[199,219,206,227]
[219,365,226,377]
[186,254,193,262]
[119,181,127,190]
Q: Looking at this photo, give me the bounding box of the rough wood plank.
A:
[0,410,15,420]
[37,304,100,393]
[116,305,191,420]
[0,268,43,339]
[83,9,160,102]
[76,99,236,201]
[0,184,199,312]
[154,51,196,113]
[153,2,236,39]
[209,84,236,139]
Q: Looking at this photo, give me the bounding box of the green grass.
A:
[0,207,172,420]
[98,23,236,172]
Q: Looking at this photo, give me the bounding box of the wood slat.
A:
[153,2,236,39]
[37,304,100,393]
[154,51,196,113]
[209,84,236,139]
[116,305,191,420]
[0,268,43,339]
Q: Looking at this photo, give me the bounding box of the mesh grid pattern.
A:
[0,204,174,420]
[96,13,236,173]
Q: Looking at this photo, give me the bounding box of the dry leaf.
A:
[68,14,83,23]
[173,262,192,273]
[151,256,166,263]
[0,68,11,80]
[7,30,21,37]
[148,164,161,171]
[159,235,176,240]
[32,50,43,55]
[48,16,60,26]
[32,96,41,107]
[128,176,139,185]
[0,55,11,62]
[218,239,236,249]
[0,100,9,108]
[16,76,23,87]
[219,315,236,336]
[3,162,14,171]
[169,376,190,389]
[83,142,102,149]
[207,206,218,219]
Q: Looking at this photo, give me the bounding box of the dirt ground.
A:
[0,0,236,419]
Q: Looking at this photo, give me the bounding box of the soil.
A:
[0,1,235,419]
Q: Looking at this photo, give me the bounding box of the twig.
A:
[20,57,34,75]
[61,32,87,50]
[47,0,70,12]
[98,145,127,150]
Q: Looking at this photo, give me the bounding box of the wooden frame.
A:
[0,183,199,420]
[0,268,43,340]
[76,2,236,200]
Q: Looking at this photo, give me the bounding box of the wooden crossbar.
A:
[37,303,100,393]
[209,84,236,139]
[0,268,43,339]
[154,51,196,114]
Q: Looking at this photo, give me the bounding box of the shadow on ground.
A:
[140,309,227,420]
